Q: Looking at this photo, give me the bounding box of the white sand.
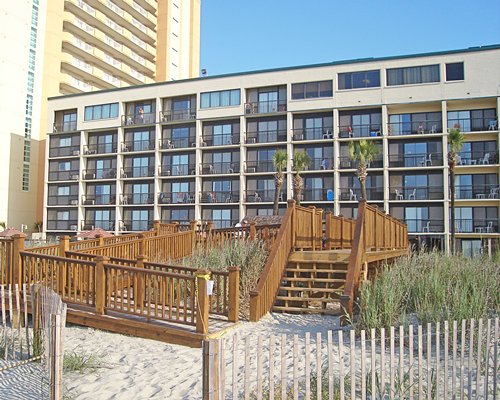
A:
[63,313,340,400]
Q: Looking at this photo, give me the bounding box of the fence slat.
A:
[476,319,483,397]
[257,335,263,400]
[371,328,376,399]
[436,322,440,400]
[350,329,355,400]
[444,321,449,399]
[494,317,499,398]
[305,332,310,400]
[409,325,414,399]
[361,330,366,400]
[418,325,423,398]
[426,322,431,400]
[232,334,238,399]
[327,331,333,400]
[460,319,466,397]
[380,327,385,396]
[339,330,344,399]
[293,334,299,400]
[244,336,250,400]
[281,334,287,400]
[316,332,321,400]
[452,320,458,399]
[390,326,395,398]
[220,338,225,399]
[484,319,491,399]
[269,334,275,400]
[468,319,474,399]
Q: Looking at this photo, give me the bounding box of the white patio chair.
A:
[349,189,357,201]
[395,189,403,200]
[478,153,490,165]
[423,221,430,232]
[408,188,416,200]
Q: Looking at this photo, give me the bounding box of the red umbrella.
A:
[76,227,114,239]
[0,227,24,237]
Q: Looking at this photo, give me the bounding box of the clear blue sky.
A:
[200,0,500,76]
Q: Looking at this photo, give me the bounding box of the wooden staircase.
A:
[272,251,350,315]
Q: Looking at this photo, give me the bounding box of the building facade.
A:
[0,0,200,232]
[45,45,500,255]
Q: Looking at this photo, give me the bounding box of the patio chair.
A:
[408,188,416,200]
[430,124,438,134]
[488,187,499,199]
[478,153,490,165]
[485,221,493,233]
[395,189,403,200]
[423,221,431,232]
[420,153,432,166]
[349,189,357,201]
[488,120,497,131]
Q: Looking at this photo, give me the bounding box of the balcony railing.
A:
[82,221,114,231]
[447,117,498,133]
[302,188,335,202]
[245,129,287,144]
[199,191,239,203]
[338,157,383,169]
[53,121,77,133]
[201,134,240,146]
[292,127,334,141]
[244,100,287,115]
[83,168,116,180]
[122,112,156,126]
[388,120,442,136]
[405,219,445,233]
[121,166,155,178]
[120,193,154,205]
[338,187,384,201]
[158,192,195,204]
[245,190,285,203]
[48,170,80,181]
[119,220,153,232]
[49,146,80,158]
[159,137,196,149]
[391,186,444,201]
[244,160,274,173]
[339,124,382,138]
[388,152,443,168]
[121,140,155,152]
[454,184,499,200]
[46,220,79,231]
[458,151,499,166]
[160,109,196,122]
[47,194,79,206]
[200,162,239,175]
[159,164,196,177]
[82,194,115,205]
[84,143,117,155]
[454,218,499,234]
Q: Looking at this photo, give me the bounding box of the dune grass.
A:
[356,250,500,331]
[63,349,107,374]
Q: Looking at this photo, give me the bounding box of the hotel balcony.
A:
[457,151,499,166]
[49,145,81,158]
[244,190,285,203]
[388,152,443,168]
[82,168,117,180]
[447,116,497,133]
[121,139,155,152]
[338,124,382,139]
[244,160,274,173]
[158,192,195,205]
[48,170,80,182]
[244,100,287,115]
[159,137,196,150]
[302,188,334,202]
[387,120,442,136]
[82,194,116,206]
[199,191,239,204]
[46,220,79,231]
[119,220,153,232]
[201,134,240,147]
[292,127,334,141]
[200,162,239,175]
[120,193,154,205]
[81,220,114,231]
[121,166,155,178]
[159,164,196,177]
[245,129,287,144]
[53,121,78,133]
[338,187,384,202]
[406,219,445,233]
[160,108,196,123]
[455,219,499,234]
[338,157,383,169]
[121,112,156,126]
[84,143,118,155]
[390,186,444,201]
[454,185,499,200]
[47,194,79,206]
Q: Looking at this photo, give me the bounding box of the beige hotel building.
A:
[45,45,500,255]
[0,0,200,232]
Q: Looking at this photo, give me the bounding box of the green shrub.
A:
[357,251,500,330]
[63,349,107,374]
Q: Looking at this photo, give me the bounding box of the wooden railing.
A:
[324,212,357,249]
[24,243,60,255]
[293,205,323,250]
[249,201,296,322]
[341,201,409,314]
[0,238,14,285]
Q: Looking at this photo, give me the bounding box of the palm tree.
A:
[272,149,288,215]
[348,140,379,201]
[292,150,311,206]
[448,127,464,255]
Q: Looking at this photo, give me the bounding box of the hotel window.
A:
[446,62,464,81]
[291,80,333,100]
[338,70,380,90]
[200,89,240,109]
[386,65,440,86]
[85,103,119,121]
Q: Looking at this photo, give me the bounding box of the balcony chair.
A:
[254,192,261,202]
[485,221,494,233]
[478,153,490,165]
[326,189,334,201]
[408,188,416,200]
[349,189,357,201]
[395,189,403,200]
[227,164,235,174]
[417,124,425,134]
[423,221,431,232]
[488,120,497,130]
[320,158,329,170]
[430,124,438,134]
[488,187,499,199]
[420,153,432,166]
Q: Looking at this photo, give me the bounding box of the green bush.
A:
[357,251,500,330]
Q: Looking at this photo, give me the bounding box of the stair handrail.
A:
[249,200,296,322]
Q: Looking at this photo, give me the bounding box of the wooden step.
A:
[272,305,342,315]
[275,296,342,303]
[279,286,343,293]
[282,277,346,283]
[285,268,348,274]
[288,251,350,263]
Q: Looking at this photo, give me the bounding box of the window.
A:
[132,183,149,204]
[95,210,111,230]
[131,210,149,231]
[200,89,240,109]
[213,124,232,146]
[60,137,71,147]
[405,207,429,232]
[291,80,333,99]
[387,65,440,86]
[212,209,231,229]
[57,186,70,196]
[338,70,380,90]
[84,103,119,121]
[59,161,71,171]
[446,62,464,81]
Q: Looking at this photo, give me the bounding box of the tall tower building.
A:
[0,0,201,233]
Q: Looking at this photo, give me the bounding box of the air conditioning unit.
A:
[69,225,78,231]
[72,150,80,156]
[70,199,79,205]
[83,225,94,230]
[71,174,79,180]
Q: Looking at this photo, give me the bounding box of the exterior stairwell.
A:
[273,251,350,314]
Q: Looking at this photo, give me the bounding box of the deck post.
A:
[228,266,240,322]
[196,269,210,334]
[138,234,145,256]
[12,233,26,288]
[95,234,104,247]
[287,199,296,248]
[190,220,198,250]
[325,211,332,250]
[95,255,108,315]
[309,206,316,250]
[249,221,257,240]
[202,339,220,400]
[153,220,160,236]
[136,255,146,309]
[58,235,69,257]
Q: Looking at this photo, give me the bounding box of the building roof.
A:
[48,44,500,101]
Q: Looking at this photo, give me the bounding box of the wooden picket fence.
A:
[203,317,499,400]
